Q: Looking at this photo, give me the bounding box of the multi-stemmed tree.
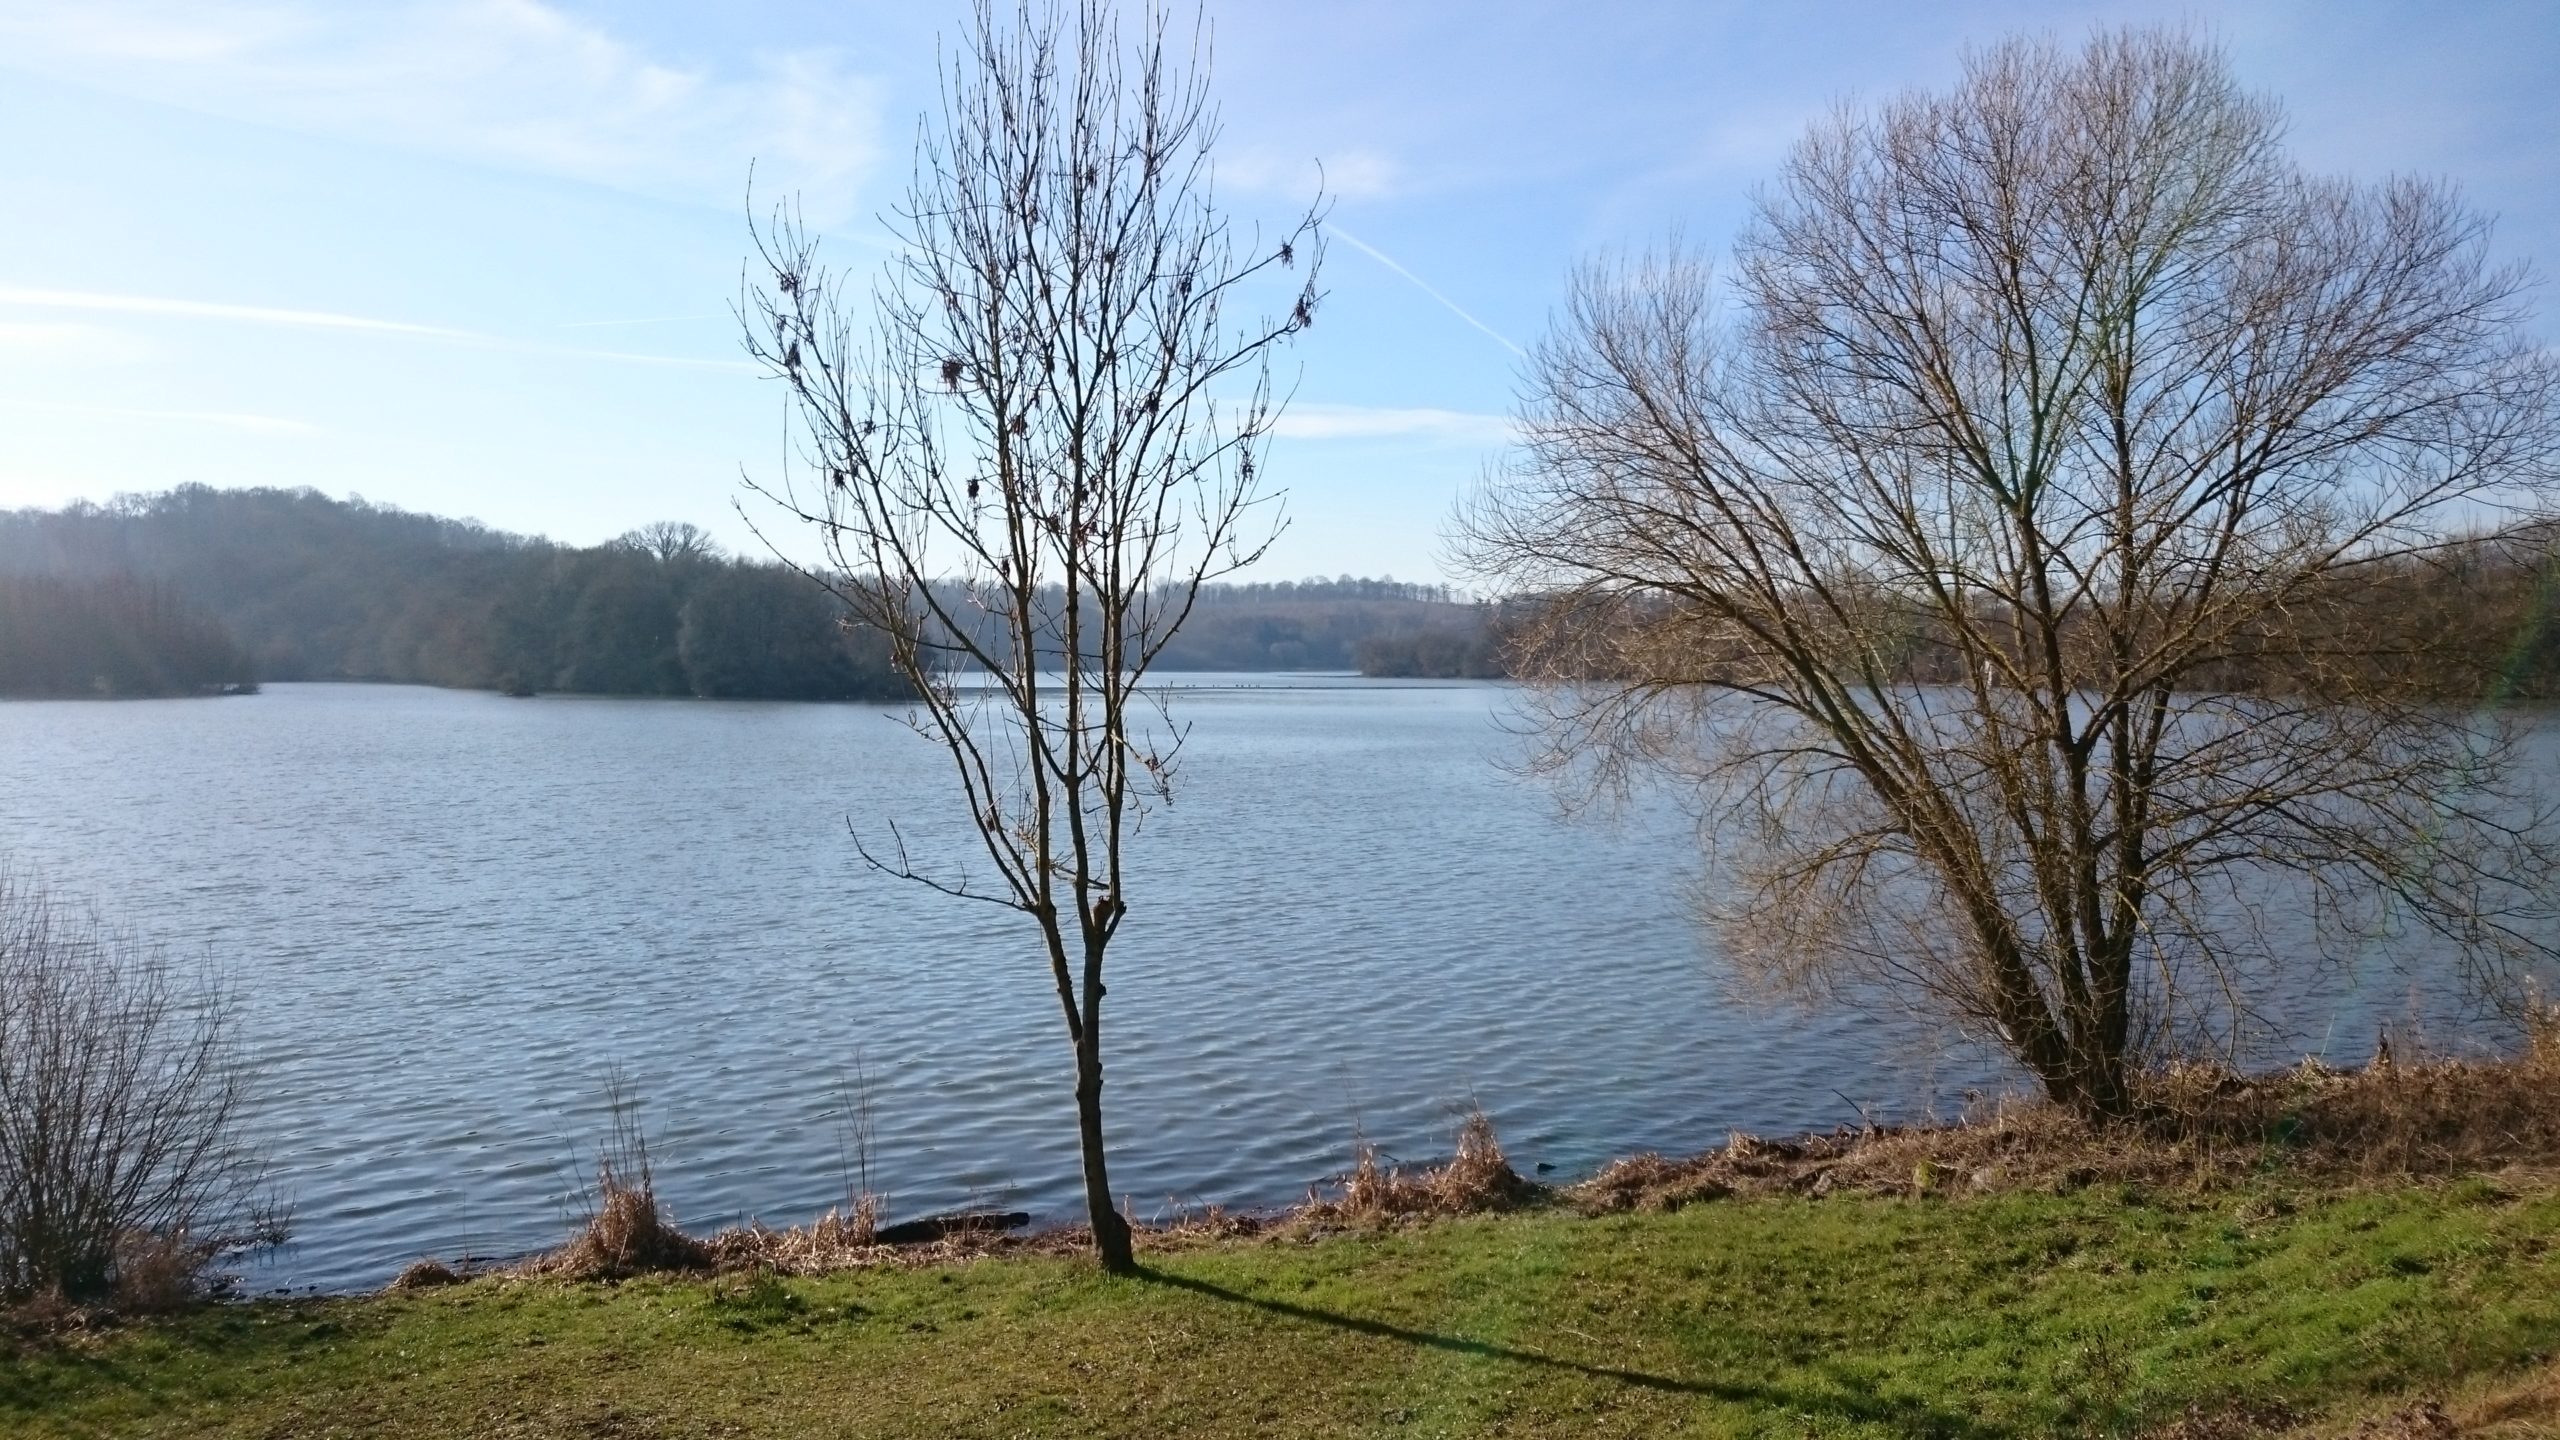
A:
[1463,28,2560,1117]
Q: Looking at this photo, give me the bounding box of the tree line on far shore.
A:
[0,489,901,701]
[1509,523,2560,704]
[0,574,256,698]
[0,487,1509,695]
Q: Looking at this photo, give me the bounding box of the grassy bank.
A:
[7,1172,2559,1438]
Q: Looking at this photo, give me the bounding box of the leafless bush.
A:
[0,868,281,1307]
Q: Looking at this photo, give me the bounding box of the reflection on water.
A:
[0,679,2529,1291]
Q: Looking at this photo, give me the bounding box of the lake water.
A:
[0,680,2533,1292]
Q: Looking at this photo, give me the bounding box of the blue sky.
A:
[1,1,2554,583]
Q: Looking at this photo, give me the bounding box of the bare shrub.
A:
[0,868,281,1306]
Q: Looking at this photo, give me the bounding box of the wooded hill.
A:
[0,487,1506,696]
[0,488,906,701]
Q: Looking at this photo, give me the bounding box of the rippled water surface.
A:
[0,680,2529,1291]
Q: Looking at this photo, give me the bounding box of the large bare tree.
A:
[1461,28,2560,1118]
[742,0,1321,1268]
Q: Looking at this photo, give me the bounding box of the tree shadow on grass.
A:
[1132,1266,2008,1438]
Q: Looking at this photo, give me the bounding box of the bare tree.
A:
[618,521,721,567]
[741,0,1321,1269]
[0,867,280,1303]
[1460,28,2560,1119]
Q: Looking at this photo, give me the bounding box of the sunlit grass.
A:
[6,1176,2558,1437]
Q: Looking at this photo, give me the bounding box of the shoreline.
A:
[360,1043,2560,1296]
[11,1046,2559,1436]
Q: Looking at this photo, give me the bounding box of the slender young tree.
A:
[742,0,1321,1269]
[1461,28,2560,1118]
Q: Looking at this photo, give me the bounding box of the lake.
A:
[0,679,2527,1292]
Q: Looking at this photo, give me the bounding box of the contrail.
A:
[557,314,727,329]
[0,285,755,372]
[1327,225,1526,357]
[0,286,469,338]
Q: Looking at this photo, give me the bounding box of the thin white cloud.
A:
[0,0,883,219]
[1329,225,1525,357]
[0,286,467,338]
[0,285,754,372]
[0,397,317,436]
[544,344,754,374]
[1274,403,1514,446]
[0,320,160,365]
[555,314,728,330]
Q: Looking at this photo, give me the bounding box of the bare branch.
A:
[739,0,1323,1268]
[1459,26,2560,1118]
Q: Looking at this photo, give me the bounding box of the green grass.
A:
[6,1178,2557,1438]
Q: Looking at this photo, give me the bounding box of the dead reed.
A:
[522,1071,708,1282]
[1297,1111,1540,1226]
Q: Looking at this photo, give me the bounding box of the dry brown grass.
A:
[529,1171,711,1281]
[2522,991,2560,1073]
[2451,1358,2560,1437]
[2143,1380,2556,1439]
[2142,1399,2306,1439]
[386,1259,462,1291]
[1297,1112,1540,1226]
[1572,1046,2560,1215]
[704,1198,884,1276]
[518,1074,709,1282]
[2143,1400,2468,1439]
[2343,1404,2465,1439]
[513,1187,1068,1285]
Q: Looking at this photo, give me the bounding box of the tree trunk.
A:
[2035,1038,2135,1124]
[1072,1035,1133,1273]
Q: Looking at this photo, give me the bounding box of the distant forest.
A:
[0,487,1510,698]
[1160,580,1504,675]
[0,489,908,700]
[0,574,257,698]
[1504,524,2560,704]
